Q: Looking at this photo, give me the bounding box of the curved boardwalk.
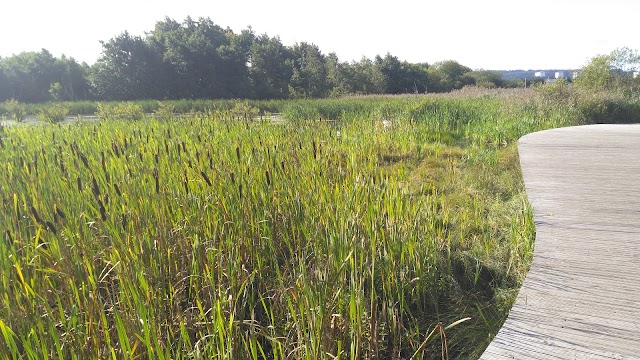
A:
[482,124,640,359]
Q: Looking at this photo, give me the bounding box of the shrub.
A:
[4,99,27,122]
[153,101,175,121]
[37,104,70,123]
[95,102,144,121]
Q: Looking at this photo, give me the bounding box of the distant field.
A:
[0,94,604,359]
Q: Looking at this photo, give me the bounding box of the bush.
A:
[96,102,144,120]
[4,99,27,122]
[37,104,70,123]
[153,101,175,121]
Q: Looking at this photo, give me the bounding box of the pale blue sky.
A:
[1,0,638,70]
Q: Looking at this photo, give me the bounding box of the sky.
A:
[1,0,638,70]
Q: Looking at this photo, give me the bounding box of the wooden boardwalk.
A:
[481,124,640,359]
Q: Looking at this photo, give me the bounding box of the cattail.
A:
[230,172,235,184]
[30,206,43,224]
[45,221,57,235]
[281,161,285,172]
[312,139,317,159]
[122,213,128,228]
[77,177,82,192]
[114,183,122,197]
[153,168,160,194]
[98,199,106,221]
[165,141,169,155]
[184,179,189,195]
[59,161,67,178]
[155,152,159,165]
[55,204,66,220]
[239,183,243,199]
[79,152,89,169]
[101,151,106,173]
[200,171,212,186]
[112,142,120,157]
[236,146,240,162]
[92,176,100,198]
[265,170,271,187]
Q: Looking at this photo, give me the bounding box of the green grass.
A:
[0,93,606,359]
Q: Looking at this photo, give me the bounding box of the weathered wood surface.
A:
[481,124,640,359]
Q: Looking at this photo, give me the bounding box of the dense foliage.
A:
[0,92,603,359]
[0,17,519,103]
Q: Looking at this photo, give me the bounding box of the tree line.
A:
[1,17,521,103]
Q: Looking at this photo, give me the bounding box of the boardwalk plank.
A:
[481,124,640,359]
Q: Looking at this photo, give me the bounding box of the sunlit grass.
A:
[0,96,579,359]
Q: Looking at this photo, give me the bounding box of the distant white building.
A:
[555,71,566,79]
[535,71,546,78]
[634,71,639,78]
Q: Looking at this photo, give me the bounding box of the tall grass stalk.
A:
[0,94,605,358]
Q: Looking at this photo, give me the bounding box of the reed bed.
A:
[0,96,579,359]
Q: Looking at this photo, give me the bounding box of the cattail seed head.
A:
[92,176,100,198]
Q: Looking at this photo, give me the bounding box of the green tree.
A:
[350,57,386,95]
[428,60,473,92]
[467,70,504,89]
[90,31,167,100]
[216,28,254,98]
[375,54,430,94]
[325,52,357,96]
[249,34,294,99]
[53,55,92,101]
[575,47,640,92]
[148,17,237,99]
[288,42,329,98]
[0,64,9,101]
[0,49,59,102]
[574,54,615,91]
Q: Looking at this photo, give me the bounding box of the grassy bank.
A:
[0,93,627,359]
